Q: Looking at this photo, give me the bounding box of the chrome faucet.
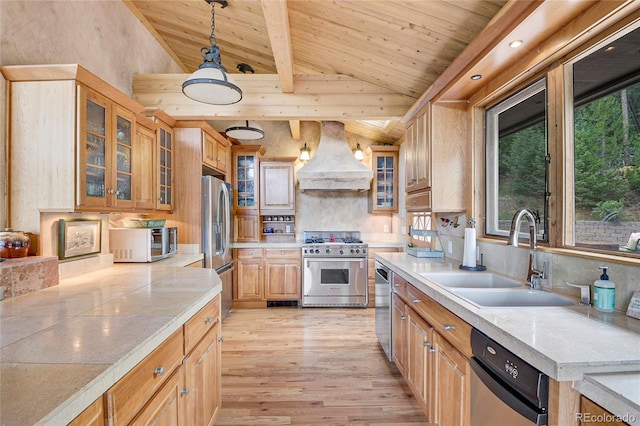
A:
[507,208,544,289]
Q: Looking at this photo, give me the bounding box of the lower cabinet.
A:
[234,248,301,306]
[579,396,627,426]
[80,295,223,426]
[392,277,471,425]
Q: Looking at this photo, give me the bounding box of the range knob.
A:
[325,248,331,254]
[340,249,344,255]
[350,248,355,254]
[355,248,360,254]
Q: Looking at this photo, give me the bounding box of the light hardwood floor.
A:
[217,307,430,425]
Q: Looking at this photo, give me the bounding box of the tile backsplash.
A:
[0,257,59,300]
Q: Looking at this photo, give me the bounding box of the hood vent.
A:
[297,121,373,191]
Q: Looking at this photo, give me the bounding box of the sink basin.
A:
[448,288,576,307]
[419,272,522,288]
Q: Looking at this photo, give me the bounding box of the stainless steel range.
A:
[301,231,368,307]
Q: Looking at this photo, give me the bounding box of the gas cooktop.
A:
[302,231,364,245]
[302,231,367,257]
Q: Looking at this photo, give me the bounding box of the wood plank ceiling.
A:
[125,0,507,143]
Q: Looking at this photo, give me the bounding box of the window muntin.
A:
[570,25,640,255]
[485,79,548,241]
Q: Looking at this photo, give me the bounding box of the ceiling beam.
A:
[132,73,415,120]
[261,0,294,93]
[289,120,301,139]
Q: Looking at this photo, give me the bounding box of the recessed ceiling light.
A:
[509,39,524,48]
[471,74,482,81]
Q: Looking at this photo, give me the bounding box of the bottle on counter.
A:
[593,266,616,312]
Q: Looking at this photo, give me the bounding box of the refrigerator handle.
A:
[221,183,231,260]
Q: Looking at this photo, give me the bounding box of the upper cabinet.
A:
[405,101,468,212]
[367,146,399,214]
[0,64,171,233]
[133,114,159,211]
[259,158,296,215]
[232,145,265,211]
[202,130,230,175]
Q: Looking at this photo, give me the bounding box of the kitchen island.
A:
[376,251,640,424]
[0,256,221,425]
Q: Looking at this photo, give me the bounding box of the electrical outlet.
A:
[383,225,389,233]
[447,241,453,254]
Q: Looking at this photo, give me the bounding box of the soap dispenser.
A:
[593,266,616,312]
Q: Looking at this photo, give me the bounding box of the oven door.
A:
[302,257,367,307]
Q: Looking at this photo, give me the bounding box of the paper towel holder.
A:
[459,217,486,271]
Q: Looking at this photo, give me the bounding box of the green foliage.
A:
[592,199,624,221]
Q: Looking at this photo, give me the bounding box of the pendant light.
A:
[299,143,311,162]
[225,120,265,140]
[182,0,242,105]
[353,143,364,160]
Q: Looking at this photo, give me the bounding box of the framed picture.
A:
[58,219,102,260]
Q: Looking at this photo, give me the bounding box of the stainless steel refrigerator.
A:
[202,175,233,318]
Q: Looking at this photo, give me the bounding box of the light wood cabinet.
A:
[391,293,408,377]
[68,396,104,426]
[264,249,301,300]
[579,396,627,426]
[234,248,301,306]
[232,145,264,212]
[367,146,400,213]
[235,212,260,243]
[202,127,231,175]
[133,115,158,211]
[259,159,295,215]
[153,114,176,211]
[102,295,222,426]
[404,102,468,212]
[432,332,470,426]
[392,277,472,423]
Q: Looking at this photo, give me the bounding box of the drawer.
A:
[184,295,221,354]
[406,191,431,212]
[407,285,472,358]
[235,248,264,259]
[392,274,408,300]
[265,248,300,259]
[106,328,184,425]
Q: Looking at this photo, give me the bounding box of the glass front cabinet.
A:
[368,145,400,213]
[232,145,265,242]
[78,85,135,210]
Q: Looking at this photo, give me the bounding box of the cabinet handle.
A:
[180,387,190,396]
[429,348,436,353]
[400,315,406,320]
[443,325,455,331]
[153,366,166,376]
[218,336,225,343]
[394,283,401,287]
[411,178,417,182]
[107,188,115,194]
[204,316,214,324]
[412,299,421,303]
[412,199,417,204]
[424,341,431,347]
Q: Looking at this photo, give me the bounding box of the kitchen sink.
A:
[447,288,576,308]
[419,272,522,288]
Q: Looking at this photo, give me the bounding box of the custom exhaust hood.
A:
[297,121,373,191]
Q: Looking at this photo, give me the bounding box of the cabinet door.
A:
[202,132,218,169]
[432,332,470,426]
[111,106,135,209]
[183,323,221,426]
[369,148,399,213]
[234,152,259,210]
[131,367,185,426]
[407,308,433,419]
[216,142,229,174]
[68,396,104,426]
[265,258,301,300]
[391,294,407,376]
[405,121,417,192]
[78,87,111,208]
[156,125,174,210]
[235,213,259,242]
[260,161,295,213]
[236,258,264,300]
[415,108,431,191]
[134,124,156,210]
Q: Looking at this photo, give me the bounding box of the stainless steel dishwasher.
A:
[374,261,392,361]
[470,328,549,426]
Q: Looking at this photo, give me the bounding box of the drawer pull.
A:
[424,341,431,347]
[181,387,190,396]
[218,336,225,343]
[394,283,401,287]
[443,325,455,331]
[400,315,406,320]
[412,299,422,303]
[429,348,436,353]
[153,366,166,376]
[204,316,214,324]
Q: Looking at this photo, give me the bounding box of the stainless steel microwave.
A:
[109,227,178,262]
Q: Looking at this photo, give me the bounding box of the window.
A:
[569,24,640,255]
[485,79,548,241]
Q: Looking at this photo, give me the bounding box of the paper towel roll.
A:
[462,228,476,268]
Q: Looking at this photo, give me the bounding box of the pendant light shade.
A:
[225,120,264,140]
[353,143,364,160]
[182,0,242,105]
[299,143,311,162]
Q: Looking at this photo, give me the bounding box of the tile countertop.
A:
[0,256,222,426]
[375,252,640,421]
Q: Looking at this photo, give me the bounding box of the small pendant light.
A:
[225,120,265,140]
[182,0,242,105]
[353,143,364,160]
